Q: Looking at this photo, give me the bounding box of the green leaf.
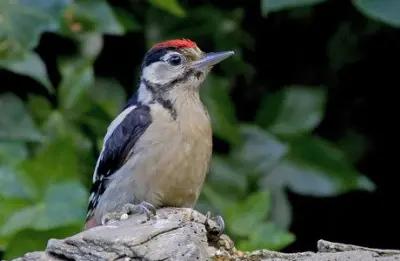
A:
[353,0,400,28]
[0,205,42,237]
[77,33,103,60]
[27,95,53,125]
[0,52,52,92]
[238,222,295,251]
[0,93,42,142]
[226,191,270,237]
[41,111,93,154]
[0,199,29,229]
[261,0,327,15]
[256,86,326,136]
[200,185,234,214]
[58,59,94,112]
[201,76,239,145]
[0,141,27,166]
[19,137,80,192]
[0,167,34,200]
[62,0,123,35]
[149,0,186,17]
[327,23,362,71]
[90,78,126,118]
[269,188,292,230]
[207,156,248,197]
[234,125,288,174]
[34,181,87,229]
[0,0,68,56]
[0,181,86,236]
[263,137,375,196]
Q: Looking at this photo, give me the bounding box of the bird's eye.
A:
[168,55,182,66]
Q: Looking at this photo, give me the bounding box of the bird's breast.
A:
[130,101,212,207]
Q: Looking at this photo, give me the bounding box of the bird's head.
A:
[137,39,234,104]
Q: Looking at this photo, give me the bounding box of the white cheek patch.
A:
[138,82,153,103]
[143,61,183,85]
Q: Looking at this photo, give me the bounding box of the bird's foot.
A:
[122,201,156,220]
[101,201,156,225]
[205,211,225,236]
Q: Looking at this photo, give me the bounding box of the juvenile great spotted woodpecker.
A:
[85,39,234,229]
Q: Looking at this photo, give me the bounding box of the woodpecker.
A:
[85,39,234,229]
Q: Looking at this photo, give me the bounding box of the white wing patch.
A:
[92,105,136,182]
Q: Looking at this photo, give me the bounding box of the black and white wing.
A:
[86,102,152,220]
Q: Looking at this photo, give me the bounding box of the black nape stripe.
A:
[156,98,177,120]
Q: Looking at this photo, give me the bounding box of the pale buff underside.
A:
[94,90,212,224]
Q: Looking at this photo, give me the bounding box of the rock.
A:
[12,208,400,261]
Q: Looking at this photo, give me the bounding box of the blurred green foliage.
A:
[1,0,397,258]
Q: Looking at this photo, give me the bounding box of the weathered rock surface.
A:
[12,208,400,261]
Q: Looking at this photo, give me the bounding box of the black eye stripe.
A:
[142,47,176,67]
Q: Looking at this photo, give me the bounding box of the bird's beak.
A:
[191,51,235,70]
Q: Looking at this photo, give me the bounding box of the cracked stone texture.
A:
[12,208,400,261]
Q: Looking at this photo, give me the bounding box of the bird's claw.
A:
[122,201,157,221]
[205,211,225,236]
[101,212,121,226]
[101,201,156,225]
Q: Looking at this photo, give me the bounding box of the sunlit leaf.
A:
[0,199,29,230]
[0,93,42,142]
[149,0,186,17]
[234,125,288,174]
[0,0,69,56]
[0,181,86,237]
[353,0,400,28]
[238,222,295,251]
[226,191,270,237]
[257,86,326,136]
[0,167,34,200]
[0,52,52,92]
[0,205,42,236]
[34,181,87,229]
[77,33,103,60]
[201,76,239,145]
[262,0,327,15]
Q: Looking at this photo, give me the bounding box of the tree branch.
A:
[13,208,400,261]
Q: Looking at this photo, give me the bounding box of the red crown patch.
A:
[152,39,197,49]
